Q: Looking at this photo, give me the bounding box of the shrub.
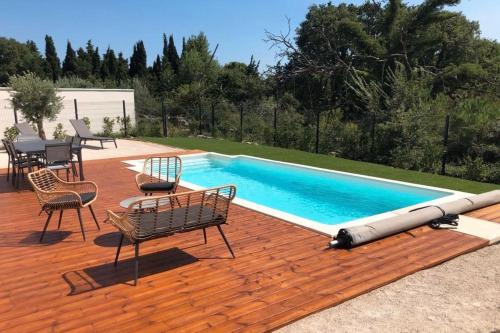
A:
[102,117,115,136]
[55,76,103,88]
[3,126,19,141]
[116,115,131,136]
[135,119,162,137]
[82,117,91,129]
[52,123,67,140]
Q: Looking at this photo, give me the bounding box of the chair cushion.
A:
[80,192,96,205]
[140,181,175,192]
[15,160,43,168]
[44,192,96,209]
[47,163,70,170]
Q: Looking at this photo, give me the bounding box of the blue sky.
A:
[0,0,498,69]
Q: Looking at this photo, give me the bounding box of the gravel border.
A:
[278,244,500,333]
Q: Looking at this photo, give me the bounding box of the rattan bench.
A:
[107,185,236,285]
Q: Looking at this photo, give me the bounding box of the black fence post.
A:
[122,100,128,137]
[198,104,203,135]
[73,99,78,119]
[13,108,18,123]
[371,113,376,153]
[273,106,277,146]
[211,102,215,138]
[240,105,244,142]
[315,111,320,154]
[161,100,168,137]
[440,114,450,175]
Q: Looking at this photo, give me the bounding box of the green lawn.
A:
[140,136,499,194]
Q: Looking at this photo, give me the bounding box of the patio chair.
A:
[44,143,74,181]
[28,168,100,242]
[2,139,12,182]
[14,122,39,138]
[107,185,236,285]
[64,135,81,177]
[4,140,43,189]
[136,156,182,196]
[69,119,117,149]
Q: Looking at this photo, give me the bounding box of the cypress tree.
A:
[152,55,162,79]
[167,34,180,74]
[181,37,186,59]
[76,47,91,78]
[109,48,118,78]
[101,47,117,81]
[44,35,60,82]
[129,40,147,78]
[129,44,137,76]
[92,46,101,76]
[25,40,46,78]
[116,52,129,85]
[85,40,101,76]
[161,33,169,69]
[62,41,77,76]
[85,40,94,66]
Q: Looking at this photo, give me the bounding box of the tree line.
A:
[0,0,498,184]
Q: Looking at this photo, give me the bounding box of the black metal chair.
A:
[65,136,81,178]
[4,140,43,189]
[2,139,12,182]
[44,143,74,181]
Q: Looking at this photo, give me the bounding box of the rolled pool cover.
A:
[332,190,500,249]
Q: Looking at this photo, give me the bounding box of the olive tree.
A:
[9,72,63,139]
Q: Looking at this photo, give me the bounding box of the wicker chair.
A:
[28,168,100,242]
[107,185,236,285]
[136,156,182,196]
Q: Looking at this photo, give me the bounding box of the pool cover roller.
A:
[331,190,500,248]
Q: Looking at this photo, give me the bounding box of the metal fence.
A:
[154,104,498,183]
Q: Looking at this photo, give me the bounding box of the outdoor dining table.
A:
[13,140,85,180]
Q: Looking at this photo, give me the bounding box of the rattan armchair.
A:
[107,185,236,285]
[136,156,182,196]
[28,168,100,242]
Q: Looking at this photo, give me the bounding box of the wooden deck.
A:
[0,152,494,332]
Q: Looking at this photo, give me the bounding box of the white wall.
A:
[0,87,135,139]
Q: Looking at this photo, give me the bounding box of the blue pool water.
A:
[176,155,450,225]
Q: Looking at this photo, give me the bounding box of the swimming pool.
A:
[125,153,467,235]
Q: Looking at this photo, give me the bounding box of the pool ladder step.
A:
[182,159,214,171]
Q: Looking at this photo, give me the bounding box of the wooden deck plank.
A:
[0,152,494,332]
